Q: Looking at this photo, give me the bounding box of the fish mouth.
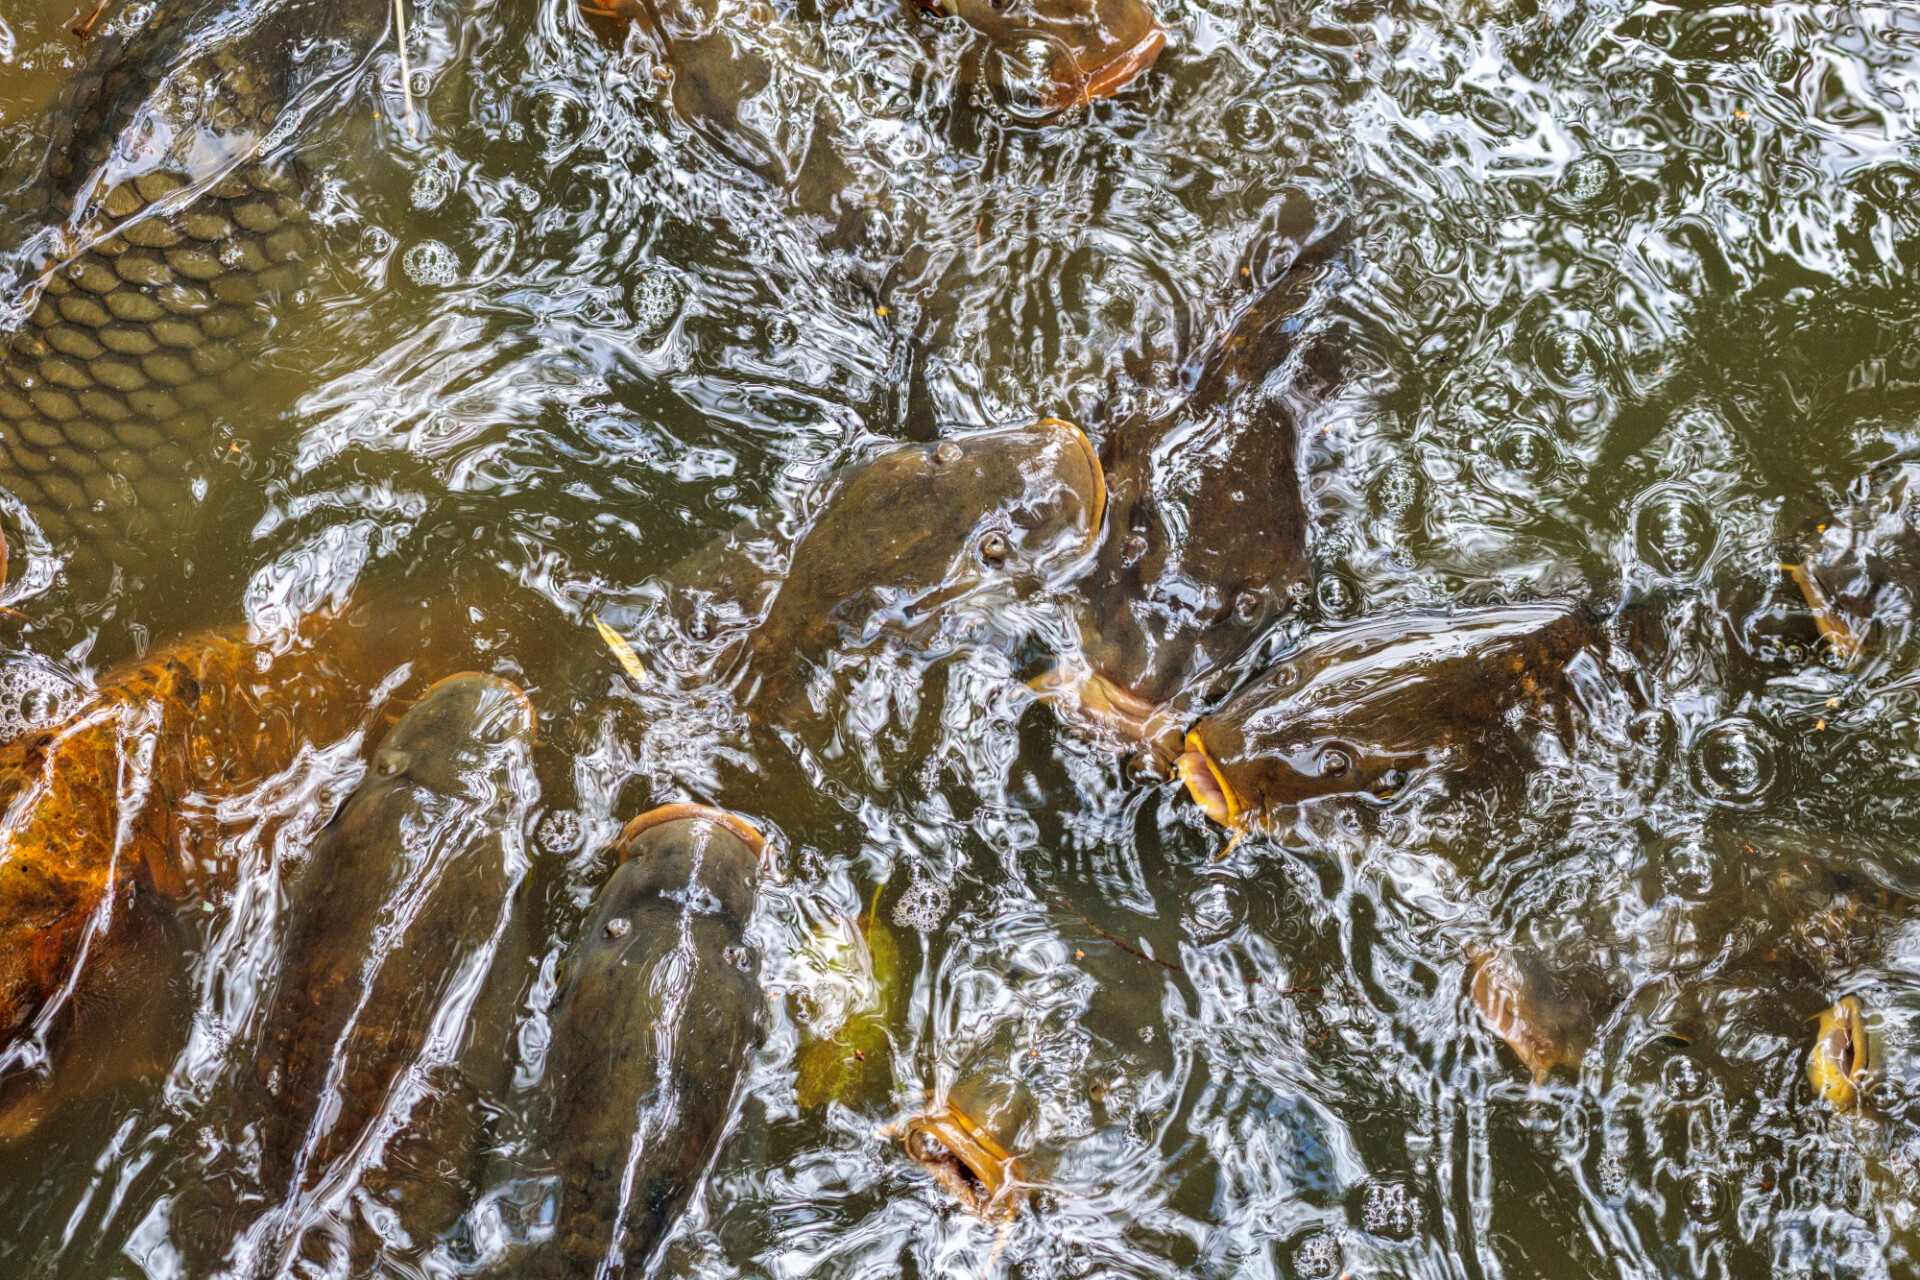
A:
[1029,663,1182,762]
[1175,731,1241,829]
[1044,20,1167,109]
[618,802,768,863]
[1809,994,1874,1113]
[887,1098,1025,1221]
[1035,416,1107,556]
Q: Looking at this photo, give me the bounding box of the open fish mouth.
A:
[618,803,768,863]
[883,1097,1026,1221]
[1176,731,1242,830]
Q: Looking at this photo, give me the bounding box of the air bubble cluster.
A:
[0,657,86,740]
[891,876,951,931]
[403,240,461,287]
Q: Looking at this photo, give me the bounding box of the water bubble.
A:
[892,876,951,931]
[1184,878,1245,942]
[1634,486,1717,577]
[534,91,587,150]
[1663,1054,1709,1103]
[1558,155,1620,210]
[1494,426,1558,480]
[538,809,583,853]
[1682,1170,1727,1225]
[1662,839,1719,899]
[630,269,686,338]
[1762,45,1802,81]
[1530,322,1603,388]
[402,239,460,287]
[1371,459,1424,520]
[1224,99,1279,149]
[1688,717,1777,806]
[410,156,457,211]
[1291,1232,1341,1279]
[0,657,85,739]
[1359,1181,1422,1240]
[1314,571,1360,619]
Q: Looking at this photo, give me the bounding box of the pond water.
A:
[4,0,1920,1274]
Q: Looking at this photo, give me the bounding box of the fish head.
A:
[1177,728,1423,830]
[607,804,766,924]
[928,0,1167,108]
[371,673,535,799]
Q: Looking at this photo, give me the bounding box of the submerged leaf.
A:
[793,902,898,1109]
[592,613,650,686]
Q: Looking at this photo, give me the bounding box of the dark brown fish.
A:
[1177,603,1605,830]
[578,0,871,224]
[1040,239,1346,758]
[239,674,534,1212]
[532,804,765,1277]
[618,418,1104,716]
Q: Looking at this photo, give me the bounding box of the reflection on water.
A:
[5,0,1920,1273]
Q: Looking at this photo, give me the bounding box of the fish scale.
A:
[0,0,383,582]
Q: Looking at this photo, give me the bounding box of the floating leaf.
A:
[592,613,649,686]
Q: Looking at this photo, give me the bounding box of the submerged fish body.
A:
[629,418,1104,717]
[1178,603,1606,829]
[0,618,386,1087]
[0,0,387,580]
[1044,238,1346,756]
[534,805,764,1277]
[212,673,535,1261]
[0,585,538,1143]
[1469,945,1616,1085]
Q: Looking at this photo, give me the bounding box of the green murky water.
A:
[5,0,1920,1274]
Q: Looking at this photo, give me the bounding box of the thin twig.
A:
[393,0,417,140]
[1055,894,1185,975]
[70,0,115,41]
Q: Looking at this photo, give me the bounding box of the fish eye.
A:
[376,749,409,777]
[1319,748,1352,777]
[979,531,1009,566]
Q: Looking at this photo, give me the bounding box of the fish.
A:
[0,0,389,582]
[0,584,543,1141]
[1810,995,1877,1115]
[188,673,535,1268]
[612,417,1104,717]
[577,0,872,228]
[0,617,385,1071]
[532,803,766,1276]
[792,898,899,1111]
[1468,945,1616,1085]
[1039,236,1347,760]
[918,0,1167,109]
[1177,603,1605,830]
[882,1071,1034,1222]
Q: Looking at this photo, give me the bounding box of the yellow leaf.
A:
[592,614,649,686]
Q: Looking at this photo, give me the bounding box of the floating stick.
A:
[393,0,417,139]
